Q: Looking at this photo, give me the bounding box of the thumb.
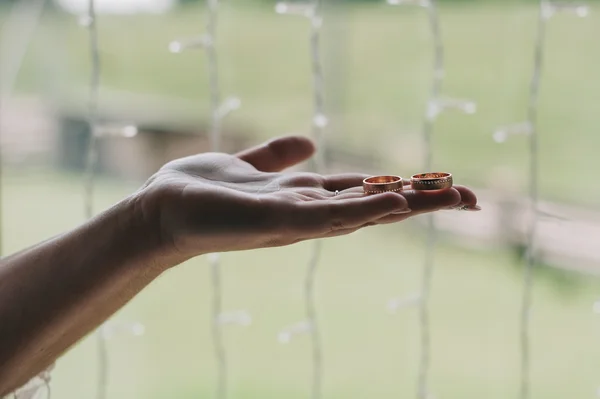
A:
[236,135,315,172]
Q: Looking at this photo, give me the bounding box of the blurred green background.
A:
[2,0,600,398]
[7,0,600,205]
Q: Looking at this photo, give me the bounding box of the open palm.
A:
[139,136,477,260]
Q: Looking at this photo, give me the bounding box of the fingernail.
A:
[392,208,412,214]
[455,204,481,211]
[445,203,482,211]
[445,202,464,210]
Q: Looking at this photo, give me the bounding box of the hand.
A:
[138,135,478,263]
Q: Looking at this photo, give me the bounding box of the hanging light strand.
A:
[169,1,248,397]
[492,2,588,398]
[385,1,476,398]
[275,2,327,398]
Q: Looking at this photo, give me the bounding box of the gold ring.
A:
[410,172,453,191]
[362,175,404,195]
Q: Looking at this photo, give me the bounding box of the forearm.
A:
[0,192,169,395]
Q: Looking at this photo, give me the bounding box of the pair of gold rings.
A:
[362,172,453,194]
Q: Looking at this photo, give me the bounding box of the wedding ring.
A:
[411,172,453,191]
[362,175,404,194]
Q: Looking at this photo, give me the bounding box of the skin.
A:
[0,135,478,395]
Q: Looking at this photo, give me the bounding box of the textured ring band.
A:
[410,172,453,191]
[362,175,404,194]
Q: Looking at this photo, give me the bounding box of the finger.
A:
[372,186,479,224]
[291,192,410,234]
[401,187,461,213]
[447,185,478,208]
[322,173,369,191]
[236,135,315,172]
[328,184,476,209]
[358,188,460,225]
[401,181,478,207]
[330,188,458,223]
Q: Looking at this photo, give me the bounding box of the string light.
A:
[386,0,476,398]
[592,305,599,399]
[217,310,252,327]
[275,1,326,398]
[78,2,143,399]
[2,2,56,398]
[10,364,53,399]
[0,0,47,261]
[169,1,248,398]
[492,2,587,398]
[0,1,134,397]
[387,293,421,314]
[100,321,146,340]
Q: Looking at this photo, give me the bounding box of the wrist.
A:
[111,191,180,273]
